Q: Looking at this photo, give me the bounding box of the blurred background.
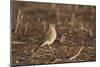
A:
[11,1,96,66]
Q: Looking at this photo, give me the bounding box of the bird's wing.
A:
[34,27,51,52]
[44,28,52,42]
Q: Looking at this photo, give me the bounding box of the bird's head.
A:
[49,24,55,29]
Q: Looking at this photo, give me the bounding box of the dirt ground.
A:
[11,1,96,66]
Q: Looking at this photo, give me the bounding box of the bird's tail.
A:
[34,41,47,52]
[41,41,48,47]
[34,45,41,52]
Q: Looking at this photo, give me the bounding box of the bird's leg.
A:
[48,44,56,59]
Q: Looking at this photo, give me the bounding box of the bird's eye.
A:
[53,25,55,27]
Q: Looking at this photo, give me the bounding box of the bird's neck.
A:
[51,27,55,30]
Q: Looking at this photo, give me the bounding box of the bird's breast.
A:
[49,28,57,44]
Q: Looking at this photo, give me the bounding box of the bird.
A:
[34,24,57,58]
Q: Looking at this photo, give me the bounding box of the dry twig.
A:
[52,58,63,63]
[69,46,84,60]
[12,41,26,44]
[15,9,23,33]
